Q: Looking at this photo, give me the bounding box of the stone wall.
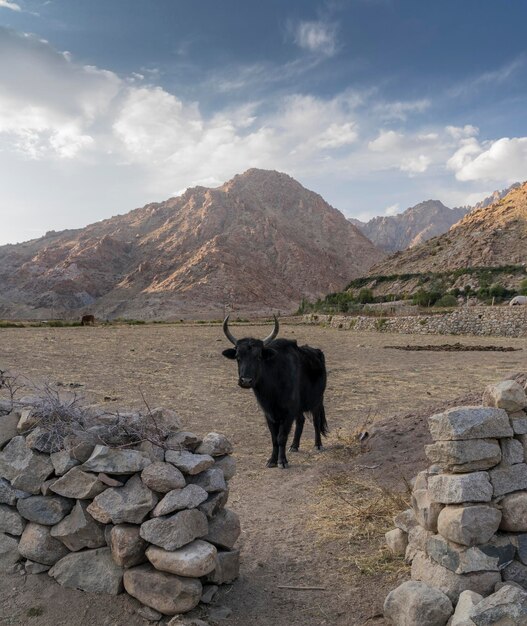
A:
[383,374,527,625]
[303,306,527,337]
[0,398,239,623]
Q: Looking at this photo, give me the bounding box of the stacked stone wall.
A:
[303,306,527,337]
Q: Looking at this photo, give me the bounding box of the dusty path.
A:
[1,324,526,625]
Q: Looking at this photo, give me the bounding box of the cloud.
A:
[445,125,479,140]
[400,154,431,174]
[293,21,337,57]
[384,203,400,216]
[374,99,430,121]
[448,136,527,182]
[368,130,403,152]
[449,56,526,98]
[0,0,21,11]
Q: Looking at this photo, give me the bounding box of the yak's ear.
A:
[222,348,237,360]
[262,347,277,360]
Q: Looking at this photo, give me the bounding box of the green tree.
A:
[358,288,374,304]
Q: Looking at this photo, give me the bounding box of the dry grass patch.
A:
[308,472,411,577]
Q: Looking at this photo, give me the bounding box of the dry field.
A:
[1,322,526,626]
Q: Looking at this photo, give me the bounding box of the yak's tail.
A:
[313,404,329,438]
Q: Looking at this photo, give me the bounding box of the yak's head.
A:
[221,316,279,388]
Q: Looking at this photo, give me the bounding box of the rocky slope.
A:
[0,169,382,320]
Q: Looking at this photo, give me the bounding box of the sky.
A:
[1,0,527,245]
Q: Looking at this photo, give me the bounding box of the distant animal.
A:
[221,316,328,469]
[509,296,527,306]
[81,314,95,326]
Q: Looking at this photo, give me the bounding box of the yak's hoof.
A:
[278,461,289,469]
[289,445,299,452]
[314,444,325,451]
[266,459,277,468]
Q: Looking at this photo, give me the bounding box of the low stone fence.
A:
[0,396,239,623]
[383,374,527,625]
[303,306,527,337]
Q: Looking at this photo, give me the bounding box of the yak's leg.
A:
[265,416,279,468]
[289,414,305,452]
[277,418,294,469]
[313,404,326,450]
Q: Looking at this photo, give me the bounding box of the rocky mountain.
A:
[350,201,469,253]
[0,169,382,320]
[470,183,521,211]
[369,182,527,277]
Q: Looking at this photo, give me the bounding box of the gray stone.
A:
[108,524,147,568]
[0,532,21,571]
[0,478,29,505]
[425,439,501,473]
[499,493,527,532]
[518,434,527,462]
[205,549,240,584]
[140,509,208,551]
[137,440,165,462]
[405,525,434,564]
[50,450,80,476]
[483,380,527,413]
[394,508,419,533]
[25,427,62,454]
[0,436,53,494]
[510,411,527,435]
[385,528,408,556]
[437,505,502,546]
[214,455,236,481]
[501,438,525,465]
[429,472,493,504]
[383,580,453,626]
[470,583,527,625]
[447,590,482,626]
[480,534,517,570]
[49,547,124,595]
[63,435,95,462]
[428,407,513,441]
[165,431,202,452]
[411,488,444,531]
[123,564,202,615]
[516,534,527,565]
[16,407,38,432]
[25,559,50,574]
[81,445,152,474]
[40,478,58,496]
[50,501,106,551]
[87,474,158,524]
[495,581,525,592]
[189,468,227,494]
[198,491,229,520]
[168,619,210,626]
[490,463,527,497]
[97,472,123,487]
[17,495,73,525]
[50,466,107,499]
[427,534,503,574]
[141,462,186,493]
[153,485,209,517]
[196,433,233,457]
[201,584,219,604]
[136,605,163,622]
[165,450,215,475]
[411,551,501,603]
[0,504,25,535]
[502,560,527,588]
[204,508,240,549]
[207,605,232,622]
[0,411,20,448]
[18,522,69,565]
[146,540,217,577]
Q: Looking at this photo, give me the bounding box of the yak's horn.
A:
[222,316,237,345]
[263,315,279,346]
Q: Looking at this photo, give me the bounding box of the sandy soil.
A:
[1,323,526,626]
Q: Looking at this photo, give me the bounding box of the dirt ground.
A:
[1,323,526,626]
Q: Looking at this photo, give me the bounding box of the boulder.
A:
[214,455,236,481]
[0,532,21,571]
[383,580,453,626]
[500,491,527,532]
[49,547,123,595]
[0,478,28,506]
[135,605,163,622]
[18,522,69,565]
[489,463,527,497]
[16,407,39,432]
[428,407,513,441]
[87,475,158,524]
[50,466,107,499]
[137,440,165,462]
[40,478,58,496]
[204,509,240,550]
[141,462,186,493]
[140,509,208,551]
[201,584,219,604]
[516,534,527,565]
[108,524,147,568]
[406,525,434,564]
[168,618,210,626]
[502,560,527,588]
[0,411,20,448]
[81,445,152,474]
[437,505,502,546]
[500,439,525,466]
[428,472,493,504]
[188,468,226,494]
[146,540,217,577]
[50,501,106,551]
[0,504,25,535]
[17,495,73,525]
[153,485,209,517]
[483,381,527,413]
[25,427,62,454]
[205,549,240,584]
[411,489,444,531]
[50,450,80,476]
[0,436,53,494]
[97,473,123,487]
[165,432,202,452]
[510,412,527,435]
[123,564,202,615]
[165,450,215,475]
[425,439,501,473]
[469,583,527,625]
[198,491,229,520]
[426,534,505,574]
[25,560,50,574]
[447,590,483,626]
[394,508,419,533]
[385,528,408,557]
[196,433,233,457]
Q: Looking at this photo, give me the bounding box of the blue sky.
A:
[1,0,527,244]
